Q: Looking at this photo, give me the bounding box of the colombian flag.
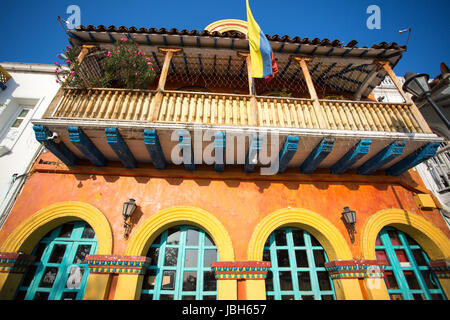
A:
[246,0,278,82]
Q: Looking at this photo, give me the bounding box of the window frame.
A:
[263,227,336,300]
[376,227,446,300]
[15,221,97,300]
[141,225,218,300]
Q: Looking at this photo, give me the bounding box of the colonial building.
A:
[0,63,60,228]
[0,19,448,300]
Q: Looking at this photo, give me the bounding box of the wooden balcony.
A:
[49,87,428,134]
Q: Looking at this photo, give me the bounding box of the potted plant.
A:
[102,37,156,89]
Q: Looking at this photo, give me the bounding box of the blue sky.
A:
[1,0,448,78]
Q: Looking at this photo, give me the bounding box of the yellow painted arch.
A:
[0,201,113,300]
[1,201,113,255]
[248,208,353,261]
[204,19,248,35]
[361,208,450,261]
[125,206,234,261]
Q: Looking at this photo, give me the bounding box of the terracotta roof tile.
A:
[75,25,405,50]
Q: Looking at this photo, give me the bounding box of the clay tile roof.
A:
[74,24,405,50]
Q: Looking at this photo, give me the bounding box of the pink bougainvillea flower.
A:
[134,51,138,56]
[117,50,120,54]
[120,37,127,42]
[66,60,71,64]
[54,61,58,65]
[70,70,75,75]
[138,51,143,55]
[145,57,150,61]
[106,51,112,57]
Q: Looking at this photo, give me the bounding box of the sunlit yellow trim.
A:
[204,19,248,35]
[361,209,450,261]
[361,208,450,299]
[0,201,113,300]
[116,206,235,300]
[247,208,362,300]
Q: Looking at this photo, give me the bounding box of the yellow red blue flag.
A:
[246,0,278,81]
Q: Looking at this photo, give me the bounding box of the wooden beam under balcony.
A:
[330,139,372,174]
[105,127,137,169]
[68,126,107,166]
[244,134,262,173]
[299,138,334,174]
[33,125,79,166]
[357,140,406,175]
[278,136,299,173]
[214,131,226,172]
[144,129,166,169]
[178,130,195,170]
[386,142,441,176]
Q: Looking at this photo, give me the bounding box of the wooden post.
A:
[294,57,328,129]
[378,61,433,133]
[354,64,382,100]
[149,48,182,121]
[238,52,258,126]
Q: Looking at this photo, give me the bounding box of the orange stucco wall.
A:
[1,152,448,261]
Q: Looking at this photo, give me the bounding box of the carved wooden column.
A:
[377,60,432,134]
[294,57,328,129]
[238,52,258,126]
[149,48,182,121]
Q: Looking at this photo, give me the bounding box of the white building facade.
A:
[0,63,59,227]
[373,76,450,224]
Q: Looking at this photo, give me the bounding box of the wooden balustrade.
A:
[51,88,427,134]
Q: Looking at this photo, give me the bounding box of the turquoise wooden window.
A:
[376,227,446,300]
[263,227,335,300]
[14,221,97,300]
[140,225,218,300]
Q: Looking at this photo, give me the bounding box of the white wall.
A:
[0,63,60,227]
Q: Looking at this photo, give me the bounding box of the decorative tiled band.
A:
[85,255,151,275]
[0,252,36,274]
[324,260,388,279]
[429,259,450,279]
[211,261,271,280]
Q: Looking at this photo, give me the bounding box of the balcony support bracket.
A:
[357,140,406,175]
[33,125,79,166]
[300,138,334,174]
[386,142,441,176]
[214,131,226,172]
[178,130,195,171]
[330,139,372,174]
[105,127,137,169]
[278,136,299,173]
[244,134,263,173]
[68,126,107,167]
[144,129,166,170]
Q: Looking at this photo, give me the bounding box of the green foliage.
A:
[103,38,156,89]
[54,45,85,87]
[54,37,156,89]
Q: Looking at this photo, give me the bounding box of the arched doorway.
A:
[263,227,335,300]
[14,221,97,300]
[375,227,446,300]
[140,225,218,300]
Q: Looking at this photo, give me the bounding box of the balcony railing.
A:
[50,87,427,134]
